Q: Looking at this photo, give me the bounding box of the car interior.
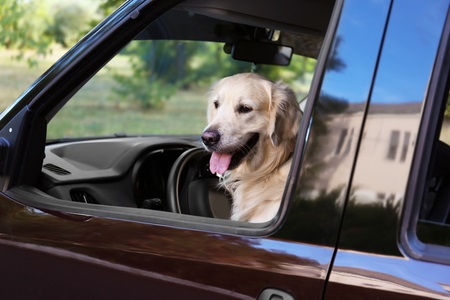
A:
[421,90,450,226]
[24,0,335,224]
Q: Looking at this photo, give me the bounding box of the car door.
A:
[0,0,391,299]
[325,0,450,299]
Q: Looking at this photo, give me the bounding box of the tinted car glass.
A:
[417,88,450,249]
[398,0,450,265]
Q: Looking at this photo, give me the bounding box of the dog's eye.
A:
[238,104,253,114]
[214,101,219,109]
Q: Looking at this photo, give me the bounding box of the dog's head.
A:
[202,73,302,175]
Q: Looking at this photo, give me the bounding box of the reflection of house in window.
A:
[335,128,348,155]
[344,128,354,155]
[400,131,411,162]
[387,130,400,160]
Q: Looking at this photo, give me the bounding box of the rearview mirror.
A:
[228,40,293,66]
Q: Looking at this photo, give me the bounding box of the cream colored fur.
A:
[204,73,302,223]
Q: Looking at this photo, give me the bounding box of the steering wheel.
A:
[167,148,231,219]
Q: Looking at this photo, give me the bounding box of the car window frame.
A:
[0,0,344,237]
[400,8,450,265]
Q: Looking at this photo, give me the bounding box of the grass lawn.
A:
[0,50,61,109]
[48,88,209,139]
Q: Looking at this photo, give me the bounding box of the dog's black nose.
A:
[202,130,220,147]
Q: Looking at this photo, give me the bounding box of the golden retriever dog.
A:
[201,73,302,223]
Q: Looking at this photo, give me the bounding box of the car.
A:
[0,0,449,298]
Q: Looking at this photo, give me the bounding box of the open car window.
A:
[402,27,450,264]
[47,12,316,139]
[416,89,450,249]
[34,4,321,232]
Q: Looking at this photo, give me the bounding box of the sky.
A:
[320,0,448,104]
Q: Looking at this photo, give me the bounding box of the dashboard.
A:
[39,137,196,210]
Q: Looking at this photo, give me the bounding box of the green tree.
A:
[113,39,259,109]
[47,2,98,47]
[256,55,316,85]
[113,40,194,109]
[0,0,53,66]
[2,0,316,109]
[0,0,105,66]
[98,0,124,16]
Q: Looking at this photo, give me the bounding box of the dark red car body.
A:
[0,0,449,299]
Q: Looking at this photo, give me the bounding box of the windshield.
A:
[47,10,317,140]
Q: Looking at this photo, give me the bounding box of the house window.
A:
[400,131,411,162]
[387,130,400,160]
[343,128,354,156]
[335,128,348,155]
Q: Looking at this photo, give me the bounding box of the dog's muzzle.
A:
[203,131,259,175]
[202,129,220,148]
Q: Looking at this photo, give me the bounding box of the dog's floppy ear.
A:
[206,79,222,123]
[268,81,302,147]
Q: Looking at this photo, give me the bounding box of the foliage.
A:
[277,187,402,256]
[257,55,316,84]
[341,195,401,255]
[114,40,252,109]
[0,0,102,66]
[277,188,343,246]
[113,40,187,109]
[98,0,124,16]
[327,35,346,72]
[2,0,317,110]
[46,2,98,48]
[114,39,316,109]
[0,0,53,66]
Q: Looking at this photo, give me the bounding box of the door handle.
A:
[258,288,294,300]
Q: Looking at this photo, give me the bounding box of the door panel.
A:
[276,0,391,296]
[0,0,392,299]
[0,195,327,299]
[326,0,450,299]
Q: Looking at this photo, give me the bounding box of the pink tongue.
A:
[209,152,232,175]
